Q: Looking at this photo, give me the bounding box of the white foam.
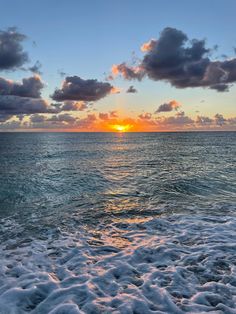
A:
[1,214,236,313]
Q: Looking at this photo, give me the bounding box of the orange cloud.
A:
[111,64,119,76]
[99,112,109,120]
[138,113,152,120]
[140,39,157,52]
[110,111,118,118]
[7,108,235,132]
[111,63,144,80]
[110,86,121,94]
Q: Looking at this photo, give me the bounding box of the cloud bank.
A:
[0,26,235,132]
[112,27,236,92]
[0,75,44,98]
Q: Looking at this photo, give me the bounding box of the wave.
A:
[1,214,236,313]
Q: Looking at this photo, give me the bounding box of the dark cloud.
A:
[210,84,229,92]
[112,63,144,81]
[196,116,213,125]
[76,114,97,129]
[61,101,88,111]
[0,75,44,98]
[99,112,109,120]
[30,114,46,123]
[51,76,113,102]
[0,119,22,129]
[29,61,42,75]
[99,111,120,120]
[0,95,57,116]
[0,76,93,121]
[58,69,66,77]
[142,28,210,89]
[141,39,157,52]
[47,113,77,124]
[0,114,11,122]
[113,27,236,92]
[27,113,79,129]
[195,114,236,128]
[214,113,226,126]
[155,100,180,113]
[0,27,29,71]
[126,86,137,93]
[158,114,194,126]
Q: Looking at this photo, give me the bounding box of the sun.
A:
[111,124,133,132]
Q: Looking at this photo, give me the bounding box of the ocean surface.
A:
[0,132,236,313]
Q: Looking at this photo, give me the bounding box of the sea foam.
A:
[1,214,236,313]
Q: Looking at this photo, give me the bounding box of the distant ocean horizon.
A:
[1,130,236,133]
[0,132,236,313]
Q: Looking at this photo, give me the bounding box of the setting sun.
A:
[110,124,133,132]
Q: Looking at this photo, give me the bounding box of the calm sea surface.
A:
[0,132,236,313]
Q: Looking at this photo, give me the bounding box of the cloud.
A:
[110,111,118,118]
[126,86,137,93]
[155,100,181,113]
[99,112,109,120]
[214,113,226,126]
[0,27,29,71]
[138,112,152,120]
[140,39,157,52]
[51,76,114,102]
[111,86,121,94]
[0,95,57,116]
[195,114,236,128]
[0,75,44,98]
[228,117,236,125]
[76,114,97,129]
[99,111,119,120]
[0,77,95,121]
[28,61,42,75]
[156,112,194,126]
[47,113,77,124]
[58,69,67,77]
[0,119,22,129]
[1,109,236,131]
[196,115,213,125]
[210,84,229,92]
[112,27,236,92]
[61,101,88,111]
[0,114,11,122]
[111,63,144,81]
[27,113,79,129]
[30,113,46,123]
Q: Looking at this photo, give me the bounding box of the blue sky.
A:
[0,0,235,131]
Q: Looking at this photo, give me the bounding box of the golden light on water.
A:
[111,124,133,132]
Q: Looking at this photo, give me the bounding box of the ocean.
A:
[0,132,236,313]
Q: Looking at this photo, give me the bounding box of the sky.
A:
[0,0,235,131]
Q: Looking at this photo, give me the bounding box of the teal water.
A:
[0,132,236,313]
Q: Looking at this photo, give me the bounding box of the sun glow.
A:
[111,124,133,132]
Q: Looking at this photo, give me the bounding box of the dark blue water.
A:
[0,132,235,239]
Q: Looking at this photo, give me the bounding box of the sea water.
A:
[0,132,236,313]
